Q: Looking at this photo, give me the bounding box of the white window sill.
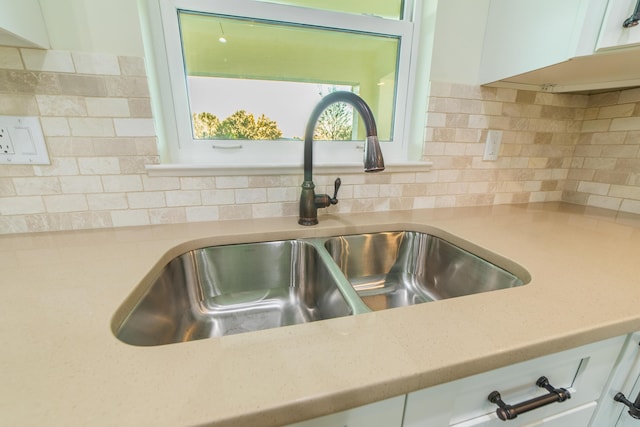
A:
[145,161,433,176]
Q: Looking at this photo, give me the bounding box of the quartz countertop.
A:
[3,202,640,426]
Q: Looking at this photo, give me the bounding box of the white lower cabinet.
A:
[287,335,628,427]
[286,395,405,427]
[590,332,640,426]
[403,336,626,427]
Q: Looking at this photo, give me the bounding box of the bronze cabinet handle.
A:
[488,376,571,421]
[623,0,640,28]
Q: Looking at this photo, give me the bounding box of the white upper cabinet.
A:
[479,0,608,85]
[477,0,640,92]
[597,0,640,51]
[0,0,50,49]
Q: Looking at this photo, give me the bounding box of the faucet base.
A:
[298,217,319,226]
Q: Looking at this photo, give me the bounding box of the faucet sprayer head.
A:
[364,135,385,172]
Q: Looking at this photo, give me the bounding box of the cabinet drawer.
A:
[404,336,625,427]
[286,395,405,427]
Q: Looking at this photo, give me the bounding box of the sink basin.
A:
[113,240,353,346]
[113,230,528,346]
[323,231,525,311]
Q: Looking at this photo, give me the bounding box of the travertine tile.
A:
[0,47,23,70]
[13,177,60,195]
[59,176,103,193]
[72,52,120,75]
[21,49,74,73]
[87,193,127,210]
[69,118,115,137]
[43,194,88,212]
[128,191,166,208]
[0,196,44,215]
[86,97,130,117]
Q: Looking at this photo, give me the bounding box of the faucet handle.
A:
[329,177,341,205]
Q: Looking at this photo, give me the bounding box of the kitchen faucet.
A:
[299,91,385,226]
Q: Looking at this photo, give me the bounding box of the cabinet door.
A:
[286,395,405,427]
[596,0,640,50]
[590,332,640,426]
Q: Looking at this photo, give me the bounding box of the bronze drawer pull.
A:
[623,0,640,28]
[614,392,640,419]
[488,376,571,421]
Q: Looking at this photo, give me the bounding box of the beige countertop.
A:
[3,202,640,426]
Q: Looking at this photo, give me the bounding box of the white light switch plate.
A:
[483,130,502,161]
[0,116,50,165]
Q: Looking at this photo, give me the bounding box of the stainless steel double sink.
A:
[112,231,529,346]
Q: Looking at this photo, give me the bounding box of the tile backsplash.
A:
[1,48,639,234]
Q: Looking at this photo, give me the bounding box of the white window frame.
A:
[139,0,427,174]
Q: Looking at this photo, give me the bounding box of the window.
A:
[140,0,424,170]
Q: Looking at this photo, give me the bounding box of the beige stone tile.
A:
[87,193,127,210]
[218,204,252,220]
[592,132,627,145]
[34,158,79,176]
[588,91,620,107]
[149,207,187,224]
[118,56,147,76]
[601,145,639,158]
[581,119,611,132]
[0,47,23,69]
[166,190,201,206]
[389,173,416,184]
[611,117,640,131]
[59,176,103,193]
[496,88,517,102]
[92,138,138,156]
[0,94,39,115]
[609,184,640,199]
[43,138,77,158]
[128,98,152,118]
[21,49,74,73]
[583,157,617,170]
[142,176,180,191]
[127,191,166,209]
[619,88,640,104]
[515,90,538,104]
[0,177,16,196]
[43,194,88,212]
[267,187,297,202]
[78,157,120,175]
[577,181,609,195]
[620,199,640,214]
[86,97,130,117]
[36,95,86,116]
[102,175,143,192]
[0,69,60,94]
[70,211,113,230]
[593,170,630,185]
[216,176,249,189]
[118,155,158,174]
[110,209,150,227]
[186,206,219,222]
[540,105,575,120]
[598,104,635,119]
[201,189,236,205]
[134,138,158,156]
[105,76,149,97]
[113,118,155,137]
[0,196,44,215]
[13,177,60,195]
[234,188,267,204]
[58,74,107,97]
[587,194,622,210]
[72,52,120,75]
[40,117,70,136]
[69,118,115,137]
